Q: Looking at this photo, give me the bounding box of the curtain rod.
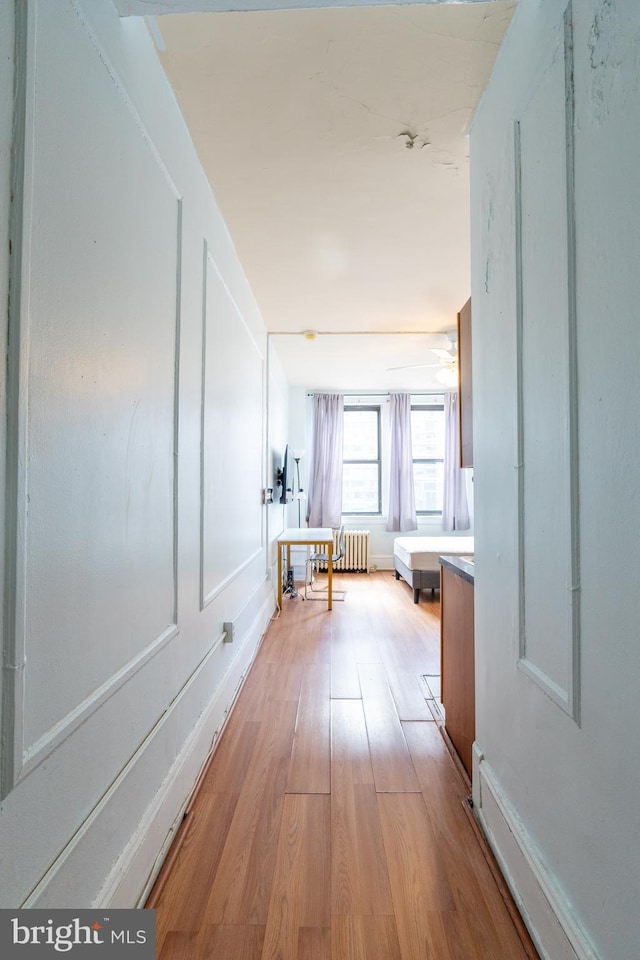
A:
[271,331,450,337]
[306,391,445,398]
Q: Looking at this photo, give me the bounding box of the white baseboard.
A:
[371,554,394,571]
[96,592,274,908]
[473,745,599,960]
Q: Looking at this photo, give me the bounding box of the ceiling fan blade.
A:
[431,347,456,361]
[386,362,439,371]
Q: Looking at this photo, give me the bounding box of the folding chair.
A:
[304,525,346,601]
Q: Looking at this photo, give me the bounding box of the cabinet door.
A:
[441,566,475,777]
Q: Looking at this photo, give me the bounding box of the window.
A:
[411,401,445,514]
[339,398,445,517]
[342,406,381,514]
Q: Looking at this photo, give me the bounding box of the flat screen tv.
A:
[278,444,293,504]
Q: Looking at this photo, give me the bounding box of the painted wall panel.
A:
[15,0,179,760]
[201,251,264,606]
[515,24,578,715]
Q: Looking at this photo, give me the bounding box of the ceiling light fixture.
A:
[436,366,458,388]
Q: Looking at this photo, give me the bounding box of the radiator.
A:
[315,529,370,573]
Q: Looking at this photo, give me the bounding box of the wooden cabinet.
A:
[440,558,475,778]
[457,297,473,468]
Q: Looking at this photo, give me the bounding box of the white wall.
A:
[0,0,282,907]
[0,2,13,738]
[266,339,291,580]
[471,2,640,958]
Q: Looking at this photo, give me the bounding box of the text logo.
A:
[0,909,155,958]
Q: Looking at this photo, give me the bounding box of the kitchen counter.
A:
[439,554,474,584]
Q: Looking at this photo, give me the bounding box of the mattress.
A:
[394,536,474,571]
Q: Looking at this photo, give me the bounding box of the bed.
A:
[394,536,474,603]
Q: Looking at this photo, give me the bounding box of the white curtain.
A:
[442,392,470,531]
[306,394,344,528]
[386,393,417,532]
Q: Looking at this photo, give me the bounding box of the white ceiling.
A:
[156,2,515,390]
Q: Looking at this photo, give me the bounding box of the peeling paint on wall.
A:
[587,0,640,125]
[396,128,431,150]
[482,178,494,295]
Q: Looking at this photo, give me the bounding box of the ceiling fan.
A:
[386,334,458,385]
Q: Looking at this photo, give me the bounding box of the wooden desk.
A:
[277,527,334,610]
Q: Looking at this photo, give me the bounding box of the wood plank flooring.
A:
[147,571,538,960]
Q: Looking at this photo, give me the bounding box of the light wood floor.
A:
[147,571,538,960]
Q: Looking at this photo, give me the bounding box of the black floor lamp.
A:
[293,451,304,527]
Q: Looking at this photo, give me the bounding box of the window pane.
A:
[343,463,380,513]
[343,409,379,459]
[414,461,444,513]
[411,408,444,459]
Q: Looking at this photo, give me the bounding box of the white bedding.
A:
[394,536,474,571]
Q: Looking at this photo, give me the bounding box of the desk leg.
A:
[277,541,283,609]
[327,551,333,611]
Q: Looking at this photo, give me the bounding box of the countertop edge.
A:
[439,555,475,584]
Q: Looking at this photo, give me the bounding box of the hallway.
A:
[147,572,537,960]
